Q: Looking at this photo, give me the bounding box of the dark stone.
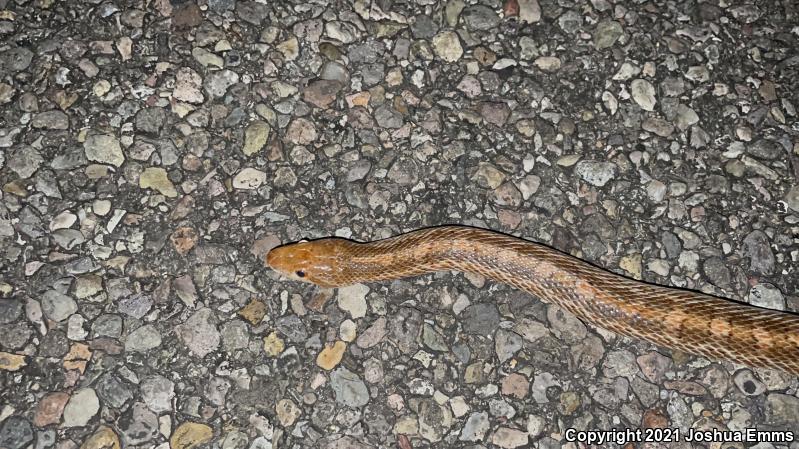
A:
[0,416,33,449]
[460,303,500,335]
[134,107,167,135]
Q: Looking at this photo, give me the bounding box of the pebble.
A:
[204,70,239,98]
[96,374,133,409]
[431,31,463,62]
[575,160,617,187]
[62,388,100,427]
[232,167,266,190]
[337,284,369,318]
[170,422,213,449]
[631,79,657,111]
[31,110,69,130]
[80,426,120,449]
[242,121,271,156]
[594,20,623,49]
[733,369,766,396]
[263,331,285,357]
[742,230,775,275]
[460,411,489,442]
[785,186,799,212]
[764,394,799,427]
[84,134,125,167]
[141,375,175,413]
[303,80,342,108]
[139,167,178,197]
[125,325,162,352]
[356,318,387,349]
[534,56,561,72]
[286,118,318,145]
[330,368,369,408]
[317,341,346,370]
[0,416,33,449]
[174,67,204,103]
[747,283,785,310]
[176,308,221,357]
[460,303,500,335]
[34,392,70,427]
[501,373,529,399]
[478,102,510,127]
[41,290,78,322]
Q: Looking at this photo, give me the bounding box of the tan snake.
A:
[266,226,799,375]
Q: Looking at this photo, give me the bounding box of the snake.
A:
[265,225,799,375]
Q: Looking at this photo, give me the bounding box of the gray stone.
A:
[575,160,617,187]
[594,20,623,49]
[674,104,699,130]
[0,300,23,324]
[51,229,85,250]
[235,1,269,25]
[631,79,657,111]
[460,303,500,335]
[92,314,123,338]
[0,47,34,73]
[422,323,449,352]
[785,186,799,212]
[747,283,785,310]
[0,416,33,449]
[747,139,782,160]
[63,388,100,427]
[141,375,175,413]
[764,394,799,427]
[460,411,489,441]
[41,290,78,322]
[389,308,422,353]
[416,398,452,442]
[702,257,731,288]
[84,133,125,167]
[642,117,673,137]
[7,146,43,179]
[275,315,308,342]
[478,102,510,127]
[31,110,69,130]
[96,374,134,409]
[0,323,32,350]
[125,325,162,352]
[119,402,158,445]
[462,6,500,31]
[373,105,403,128]
[330,367,369,408]
[221,319,249,350]
[176,308,220,357]
[495,329,523,363]
[602,349,639,380]
[742,230,775,275]
[411,14,438,39]
[204,69,239,98]
[135,107,167,135]
[118,294,153,319]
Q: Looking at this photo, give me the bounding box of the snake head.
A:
[265,238,345,288]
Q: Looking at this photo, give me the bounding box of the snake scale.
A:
[266,226,799,375]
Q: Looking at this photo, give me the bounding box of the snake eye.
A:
[295,270,305,278]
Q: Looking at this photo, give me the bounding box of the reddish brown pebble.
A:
[34,392,70,427]
[642,408,669,429]
[501,373,529,399]
[504,0,520,16]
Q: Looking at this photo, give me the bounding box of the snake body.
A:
[266,226,799,375]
